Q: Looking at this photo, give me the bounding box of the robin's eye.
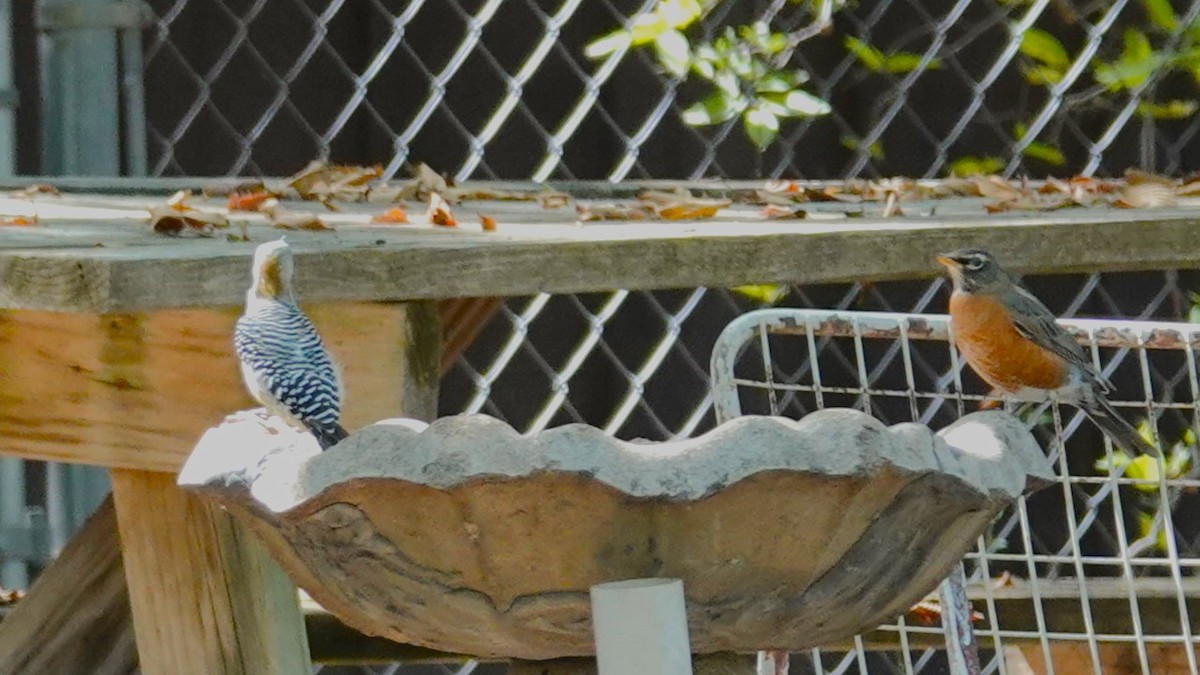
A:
[966,257,985,271]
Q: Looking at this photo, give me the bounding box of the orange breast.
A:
[948,292,1068,392]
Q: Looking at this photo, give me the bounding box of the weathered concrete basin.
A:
[179,408,1052,660]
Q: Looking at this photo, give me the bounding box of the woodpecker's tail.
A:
[305,420,349,450]
[1082,397,1159,456]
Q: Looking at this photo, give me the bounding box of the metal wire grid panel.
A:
[135,0,1200,180]
[707,307,1200,675]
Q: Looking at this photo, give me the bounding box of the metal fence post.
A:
[37,0,145,174]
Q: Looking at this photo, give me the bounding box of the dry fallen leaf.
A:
[576,203,653,222]
[167,189,193,211]
[270,210,333,231]
[760,205,808,219]
[764,181,846,203]
[0,216,37,227]
[969,175,1021,202]
[371,206,410,224]
[287,161,382,206]
[148,192,230,235]
[638,188,730,220]
[480,214,497,231]
[427,193,457,227]
[10,184,58,198]
[1177,176,1200,196]
[227,188,274,212]
[908,600,985,626]
[1113,182,1178,209]
[536,191,571,209]
[1124,168,1175,186]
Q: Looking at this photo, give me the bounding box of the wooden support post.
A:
[111,469,311,675]
[398,299,442,422]
[0,496,136,675]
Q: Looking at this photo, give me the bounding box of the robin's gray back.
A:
[1000,284,1107,390]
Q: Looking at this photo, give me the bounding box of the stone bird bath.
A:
[178,408,1052,660]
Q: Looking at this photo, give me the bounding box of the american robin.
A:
[937,248,1158,456]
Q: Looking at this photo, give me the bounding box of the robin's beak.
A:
[936,254,960,268]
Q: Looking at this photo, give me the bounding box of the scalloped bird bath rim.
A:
[179,408,1053,660]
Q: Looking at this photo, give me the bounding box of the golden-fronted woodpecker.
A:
[234,238,348,450]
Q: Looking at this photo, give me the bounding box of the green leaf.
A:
[713,69,740,97]
[1189,293,1200,323]
[681,91,741,126]
[883,53,940,73]
[756,73,795,93]
[1166,445,1191,478]
[1022,64,1064,85]
[1020,27,1070,69]
[732,284,790,304]
[653,29,690,78]
[763,90,831,117]
[841,136,885,160]
[1023,140,1066,166]
[1094,29,1160,91]
[1129,454,1164,492]
[658,0,705,29]
[1137,512,1170,553]
[1143,0,1179,32]
[845,36,886,71]
[629,12,670,46]
[744,104,780,149]
[1137,99,1198,119]
[585,29,633,59]
[946,156,1004,177]
[1125,28,1154,61]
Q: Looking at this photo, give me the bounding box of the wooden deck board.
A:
[0,186,1196,311]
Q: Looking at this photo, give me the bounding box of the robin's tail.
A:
[304,420,349,450]
[1082,397,1159,456]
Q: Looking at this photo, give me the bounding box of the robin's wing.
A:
[1003,285,1109,391]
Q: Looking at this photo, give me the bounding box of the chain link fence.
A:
[14,0,1200,673]
[139,0,1200,181]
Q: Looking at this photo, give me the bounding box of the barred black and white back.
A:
[235,239,347,450]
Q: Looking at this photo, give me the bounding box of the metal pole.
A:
[939,564,982,675]
[37,0,125,174]
[0,457,27,588]
[591,578,694,675]
[119,17,146,175]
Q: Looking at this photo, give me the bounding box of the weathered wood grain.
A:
[0,497,136,675]
[0,303,407,471]
[0,191,1198,311]
[112,469,311,675]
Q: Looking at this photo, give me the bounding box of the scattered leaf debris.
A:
[148,191,229,235]
[639,188,731,220]
[371,206,410,224]
[227,185,275,212]
[287,161,383,208]
[427,193,457,227]
[10,184,58,198]
[908,599,985,626]
[576,203,653,222]
[1114,182,1178,209]
[480,214,497,231]
[269,210,333,231]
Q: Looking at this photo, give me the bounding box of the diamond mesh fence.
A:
[15,0,1200,673]
[140,0,1200,181]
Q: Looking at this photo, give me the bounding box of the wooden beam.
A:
[0,191,1199,312]
[112,469,311,675]
[0,303,407,471]
[0,496,136,675]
